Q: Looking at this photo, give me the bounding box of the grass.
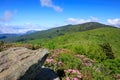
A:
[2,27,119,80]
[27,27,120,59]
[24,27,120,79]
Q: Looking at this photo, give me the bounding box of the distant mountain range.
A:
[25,30,38,34]
[0,22,116,42]
[0,34,21,39]
[0,30,38,40]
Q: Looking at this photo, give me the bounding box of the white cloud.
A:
[67,16,99,24]
[0,23,44,34]
[0,10,17,22]
[40,0,63,12]
[107,18,120,27]
[0,24,17,34]
[67,18,88,24]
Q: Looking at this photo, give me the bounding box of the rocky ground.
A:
[0,47,59,80]
[1,47,119,80]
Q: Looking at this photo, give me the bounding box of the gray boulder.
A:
[0,47,60,80]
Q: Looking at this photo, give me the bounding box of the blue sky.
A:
[0,0,120,33]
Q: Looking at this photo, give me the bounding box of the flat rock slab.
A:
[0,47,49,80]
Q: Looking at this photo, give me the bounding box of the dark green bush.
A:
[100,43,115,59]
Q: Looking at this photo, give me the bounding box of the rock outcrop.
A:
[0,47,52,80]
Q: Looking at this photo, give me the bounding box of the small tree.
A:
[100,43,115,59]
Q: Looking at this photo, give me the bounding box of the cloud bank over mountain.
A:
[67,16,99,24]
[0,24,43,34]
[107,18,120,27]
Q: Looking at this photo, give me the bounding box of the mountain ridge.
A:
[1,22,116,43]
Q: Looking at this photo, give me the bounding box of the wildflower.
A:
[57,61,62,65]
[72,77,78,80]
[77,74,82,78]
[65,77,70,80]
[46,58,54,63]
[68,69,73,72]
[72,69,77,73]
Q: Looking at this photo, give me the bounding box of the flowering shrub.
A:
[44,52,83,80]
[46,58,54,63]
[72,77,79,80]
[64,69,82,80]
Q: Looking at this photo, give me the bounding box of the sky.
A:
[0,0,120,33]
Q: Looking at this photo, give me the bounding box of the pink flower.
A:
[72,70,77,73]
[68,69,73,72]
[65,77,70,80]
[77,74,82,78]
[73,70,81,74]
[46,58,54,63]
[57,61,62,65]
[72,77,78,80]
[65,69,81,74]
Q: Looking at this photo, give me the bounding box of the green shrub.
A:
[82,66,114,80]
[103,59,120,74]
[46,41,56,49]
[73,45,85,54]
[57,53,82,69]
[100,43,115,59]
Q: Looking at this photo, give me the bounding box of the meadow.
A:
[25,27,120,80]
[1,24,120,80]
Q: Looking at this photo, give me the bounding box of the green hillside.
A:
[28,27,120,58]
[3,22,114,42]
[25,27,120,80]
[1,22,120,79]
